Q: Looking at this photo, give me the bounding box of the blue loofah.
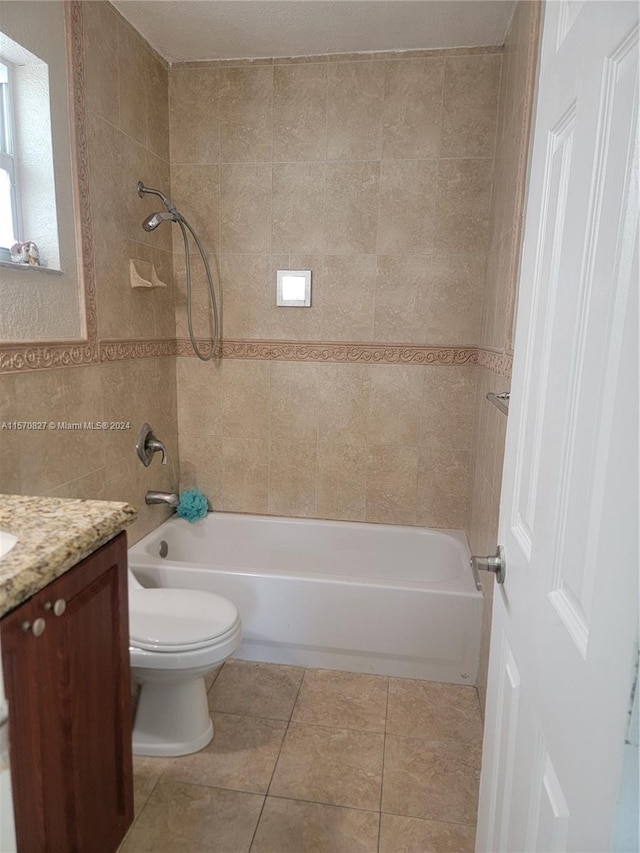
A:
[176,489,209,522]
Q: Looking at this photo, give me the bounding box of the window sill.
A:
[0,260,64,276]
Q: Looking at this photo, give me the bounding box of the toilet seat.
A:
[129,588,240,652]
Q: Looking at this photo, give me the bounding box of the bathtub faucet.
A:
[145,490,179,508]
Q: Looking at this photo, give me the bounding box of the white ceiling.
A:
[112,1,516,64]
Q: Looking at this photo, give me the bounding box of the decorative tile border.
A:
[477,348,513,379]
[99,339,177,362]
[177,339,480,366]
[0,343,96,374]
[0,0,98,376]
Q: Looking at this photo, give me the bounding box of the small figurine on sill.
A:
[10,240,40,266]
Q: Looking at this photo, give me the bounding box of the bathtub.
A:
[128,513,483,684]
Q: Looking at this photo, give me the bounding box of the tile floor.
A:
[120,661,483,853]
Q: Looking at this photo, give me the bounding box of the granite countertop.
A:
[0,494,137,618]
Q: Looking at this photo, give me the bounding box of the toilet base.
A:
[132,676,214,757]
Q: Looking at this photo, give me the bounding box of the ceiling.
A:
[111,1,516,64]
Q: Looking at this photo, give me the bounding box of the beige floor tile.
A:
[120,780,263,853]
[205,664,223,693]
[379,813,476,852]
[387,679,483,744]
[209,660,304,720]
[161,713,287,794]
[270,723,384,811]
[131,755,170,818]
[382,736,481,824]
[251,797,379,853]
[292,669,388,732]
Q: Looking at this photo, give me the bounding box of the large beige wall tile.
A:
[420,366,476,452]
[220,253,272,339]
[171,164,220,255]
[169,68,219,165]
[320,256,376,341]
[423,254,485,345]
[176,357,221,437]
[324,162,380,254]
[179,432,223,508]
[268,440,317,517]
[269,362,319,443]
[416,446,470,528]
[382,58,444,159]
[146,55,169,163]
[367,366,423,446]
[272,162,325,254]
[377,160,437,254]
[219,66,273,162]
[83,1,119,126]
[273,64,327,161]
[441,54,501,158]
[221,438,268,513]
[365,446,419,525]
[0,374,21,493]
[317,363,370,446]
[221,360,271,439]
[326,61,385,160]
[151,247,176,338]
[117,16,149,147]
[435,159,493,253]
[373,255,430,344]
[220,163,272,253]
[317,443,367,521]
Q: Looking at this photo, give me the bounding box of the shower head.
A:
[142,210,177,231]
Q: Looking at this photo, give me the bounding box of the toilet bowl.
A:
[128,569,242,757]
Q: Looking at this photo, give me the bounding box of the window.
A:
[0,29,60,270]
[0,59,21,250]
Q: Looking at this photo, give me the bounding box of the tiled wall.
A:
[169,49,502,525]
[470,1,541,711]
[0,2,178,544]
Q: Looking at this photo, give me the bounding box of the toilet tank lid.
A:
[129,588,239,651]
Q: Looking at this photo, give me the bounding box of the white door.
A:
[476,2,639,851]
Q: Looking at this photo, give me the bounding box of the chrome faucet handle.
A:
[136,423,168,466]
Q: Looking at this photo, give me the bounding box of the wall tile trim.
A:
[176,338,480,366]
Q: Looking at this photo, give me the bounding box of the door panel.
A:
[477,3,639,850]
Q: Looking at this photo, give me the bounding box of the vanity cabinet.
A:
[1,532,133,852]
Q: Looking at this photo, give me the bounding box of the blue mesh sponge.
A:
[176,489,208,522]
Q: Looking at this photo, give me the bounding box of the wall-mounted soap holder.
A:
[136,423,168,466]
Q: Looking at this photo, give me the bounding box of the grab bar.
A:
[486,391,510,415]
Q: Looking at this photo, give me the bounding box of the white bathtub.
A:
[128,513,483,684]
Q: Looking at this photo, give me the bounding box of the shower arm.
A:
[137,181,178,215]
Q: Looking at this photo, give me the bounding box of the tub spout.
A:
[145,490,179,508]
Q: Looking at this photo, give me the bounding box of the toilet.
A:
[127,568,242,757]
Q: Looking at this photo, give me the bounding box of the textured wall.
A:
[169,49,502,525]
[469,1,541,711]
[0,1,178,544]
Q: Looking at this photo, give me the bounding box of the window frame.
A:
[0,58,23,250]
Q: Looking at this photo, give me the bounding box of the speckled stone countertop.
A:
[0,494,137,618]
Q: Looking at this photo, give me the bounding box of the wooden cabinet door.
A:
[1,533,134,852]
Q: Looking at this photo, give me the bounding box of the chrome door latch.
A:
[470,545,506,587]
